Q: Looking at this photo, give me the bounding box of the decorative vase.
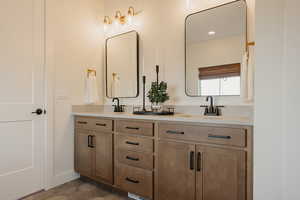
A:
[151,102,162,112]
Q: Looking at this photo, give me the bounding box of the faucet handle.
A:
[200,105,209,108]
[120,105,126,112]
[215,106,225,116]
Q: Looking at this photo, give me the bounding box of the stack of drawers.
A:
[115,120,154,199]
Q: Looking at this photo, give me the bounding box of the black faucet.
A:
[200,96,224,116]
[112,98,125,112]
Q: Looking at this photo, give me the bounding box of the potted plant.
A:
[147,81,170,112]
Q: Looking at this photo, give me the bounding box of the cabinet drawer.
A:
[116,120,154,137]
[159,123,246,147]
[116,164,153,199]
[117,135,154,153]
[117,149,153,170]
[90,118,113,132]
[75,117,92,129]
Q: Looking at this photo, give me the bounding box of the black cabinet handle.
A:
[96,123,106,127]
[78,121,87,124]
[90,136,95,148]
[88,135,92,148]
[126,141,139,146]
[208,134,231,139]
[190,151,195,170]
[126,126,140,130]
[126,156,140,161]
[126,177,139,184]
[166,130,184,135]
[197,152,202,172]
[88,135,95,148]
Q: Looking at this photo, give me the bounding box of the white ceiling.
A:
[186,1,246,44]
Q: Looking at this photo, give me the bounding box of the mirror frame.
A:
[184,0,247,97]
[105,30,139,99]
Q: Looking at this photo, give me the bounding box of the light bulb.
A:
[114,20,119,30]
[208,31,216,36]
[128,15,133,25]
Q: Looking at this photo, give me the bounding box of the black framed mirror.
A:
[105,31,139,98]
[185,0,247,97]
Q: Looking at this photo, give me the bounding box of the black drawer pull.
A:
[126,156,140,161]
[126,141,139,146]
[166,130,184,135]
[190,151,195,170]
[126,177,139,184]
[78,121,87,124]
[126,126,140,130]
[208,134,231,139]
[96,123,106,127]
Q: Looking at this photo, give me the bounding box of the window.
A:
[198,63,241,96]
[199,76,241,96]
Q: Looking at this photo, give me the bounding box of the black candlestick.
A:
[142,76,147,112]
[156,65,159,87]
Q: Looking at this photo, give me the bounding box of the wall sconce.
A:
[127,6,135,25]
[104,6,138,31]
[115,11,126,25]
[103,16,112,32]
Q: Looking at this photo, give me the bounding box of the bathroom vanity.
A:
[74,1,253,199]
[73,113,253,200]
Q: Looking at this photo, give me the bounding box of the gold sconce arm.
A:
[115,11,122,19]
[103,16,111,24]
[128,6,135,16]
[87,69,96,77]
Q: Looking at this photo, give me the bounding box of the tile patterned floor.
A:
[22,179,130,200]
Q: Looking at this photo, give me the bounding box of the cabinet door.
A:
[94,132,113,184]
[75,130,93,177]
[157,141,196,200]
[196,146,246,200]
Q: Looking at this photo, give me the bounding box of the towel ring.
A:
[87,69,96,77]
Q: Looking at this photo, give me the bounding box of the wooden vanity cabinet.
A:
[75,117,114,184]
[74,117,253,200]
[197,146,246,200]
[157,123,250,200]
[75,129,93,177]
[157,145,246,200]
[115,120,155,199]
[157,141,196,200]
[94,131,113,183]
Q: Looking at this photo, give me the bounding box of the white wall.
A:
[254,0,285,199]
[102,0,255,106]
[282,0,300,199]
[46,0,104,188]
[255,0,300,200]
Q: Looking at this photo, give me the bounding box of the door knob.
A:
[32,108,43,115]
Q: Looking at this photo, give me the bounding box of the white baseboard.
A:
[46,170,79,190]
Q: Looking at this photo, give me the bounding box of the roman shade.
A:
[198,63,241,80]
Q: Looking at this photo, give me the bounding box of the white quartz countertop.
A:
[72,112,253,126]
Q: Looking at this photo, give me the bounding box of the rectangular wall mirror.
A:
[106,31,139,98]
[185,0,247,97]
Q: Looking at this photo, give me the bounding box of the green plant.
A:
[147,81,170,104]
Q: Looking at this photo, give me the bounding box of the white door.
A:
[0,0,45,199]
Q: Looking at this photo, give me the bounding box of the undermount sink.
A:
[176,114,224,120]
